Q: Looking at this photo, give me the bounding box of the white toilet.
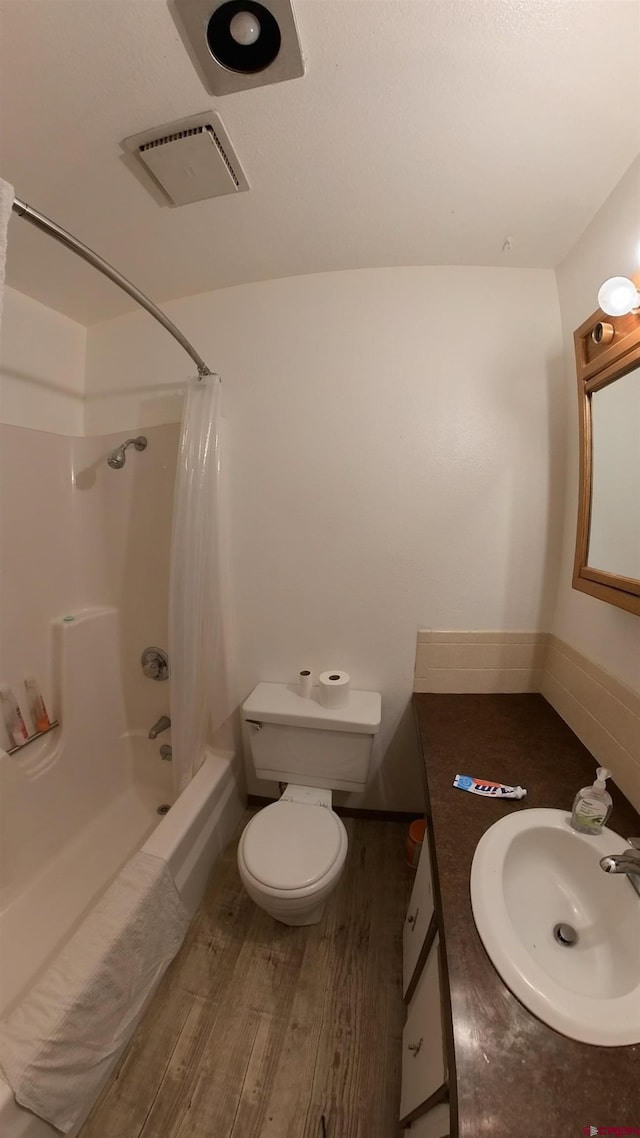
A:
[237,681,381,926]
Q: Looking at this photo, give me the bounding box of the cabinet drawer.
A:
[406,1102,450,1137]
[400,933,445,1122]
[403,827,434,997]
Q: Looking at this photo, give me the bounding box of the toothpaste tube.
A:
[453,774,527,800]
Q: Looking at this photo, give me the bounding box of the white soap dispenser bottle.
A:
[570,766,612,835]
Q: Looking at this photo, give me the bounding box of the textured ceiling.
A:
[1,0,639,325]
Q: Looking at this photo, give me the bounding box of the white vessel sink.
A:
[470,808,640,1046]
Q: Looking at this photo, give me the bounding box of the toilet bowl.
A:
[237,785,348,926]
[239,681,381,925]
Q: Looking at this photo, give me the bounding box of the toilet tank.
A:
[242,682,381,793]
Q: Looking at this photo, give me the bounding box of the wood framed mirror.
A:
[573,282,640,616]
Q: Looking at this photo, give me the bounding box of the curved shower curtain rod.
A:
[11,197,213,379]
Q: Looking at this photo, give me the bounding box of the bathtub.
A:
[0,735,244,1137]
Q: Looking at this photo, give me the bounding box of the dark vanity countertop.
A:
[412,693,640,1138]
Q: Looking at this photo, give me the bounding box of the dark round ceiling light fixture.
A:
[207,1,281,73]
[173,0,304,96]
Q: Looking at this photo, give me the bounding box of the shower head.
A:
[107,436,148,469]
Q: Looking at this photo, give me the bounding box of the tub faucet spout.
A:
[149,715,171,739]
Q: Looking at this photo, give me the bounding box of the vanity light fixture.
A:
[597,276,640,317]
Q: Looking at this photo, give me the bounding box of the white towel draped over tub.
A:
[0,851,190,1133]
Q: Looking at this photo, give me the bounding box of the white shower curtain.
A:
[169,374,227,795]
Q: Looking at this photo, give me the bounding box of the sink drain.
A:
[553,922,578,947]
[157,803,171,816]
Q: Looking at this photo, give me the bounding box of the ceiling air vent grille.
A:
[124,112,249,206]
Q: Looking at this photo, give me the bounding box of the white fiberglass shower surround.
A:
[0,187,242,1136]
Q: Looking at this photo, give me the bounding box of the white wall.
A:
[553,156,640,692]
[0,286,86,434]
[86,267,564,809]
[3,174,637,808]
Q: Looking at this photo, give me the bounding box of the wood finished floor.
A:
[80,813,411,1138]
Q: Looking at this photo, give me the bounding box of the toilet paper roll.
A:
[298,670,313,699]
[319,670,350,710]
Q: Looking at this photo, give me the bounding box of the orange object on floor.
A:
[405,818,426,867]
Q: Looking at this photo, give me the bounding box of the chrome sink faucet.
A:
[148,715,171,739]
[600,837,640,898]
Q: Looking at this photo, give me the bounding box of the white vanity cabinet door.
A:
[407,1102,450,1137]
[400,933,445,1122]
[403,829,434,997]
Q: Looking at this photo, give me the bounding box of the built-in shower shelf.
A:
[7,720,60,756]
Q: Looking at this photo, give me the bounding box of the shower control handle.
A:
[141,647,169,681]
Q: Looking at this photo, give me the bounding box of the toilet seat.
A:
[241,801,343,890]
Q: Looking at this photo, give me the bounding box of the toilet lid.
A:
[242,802,343,890]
